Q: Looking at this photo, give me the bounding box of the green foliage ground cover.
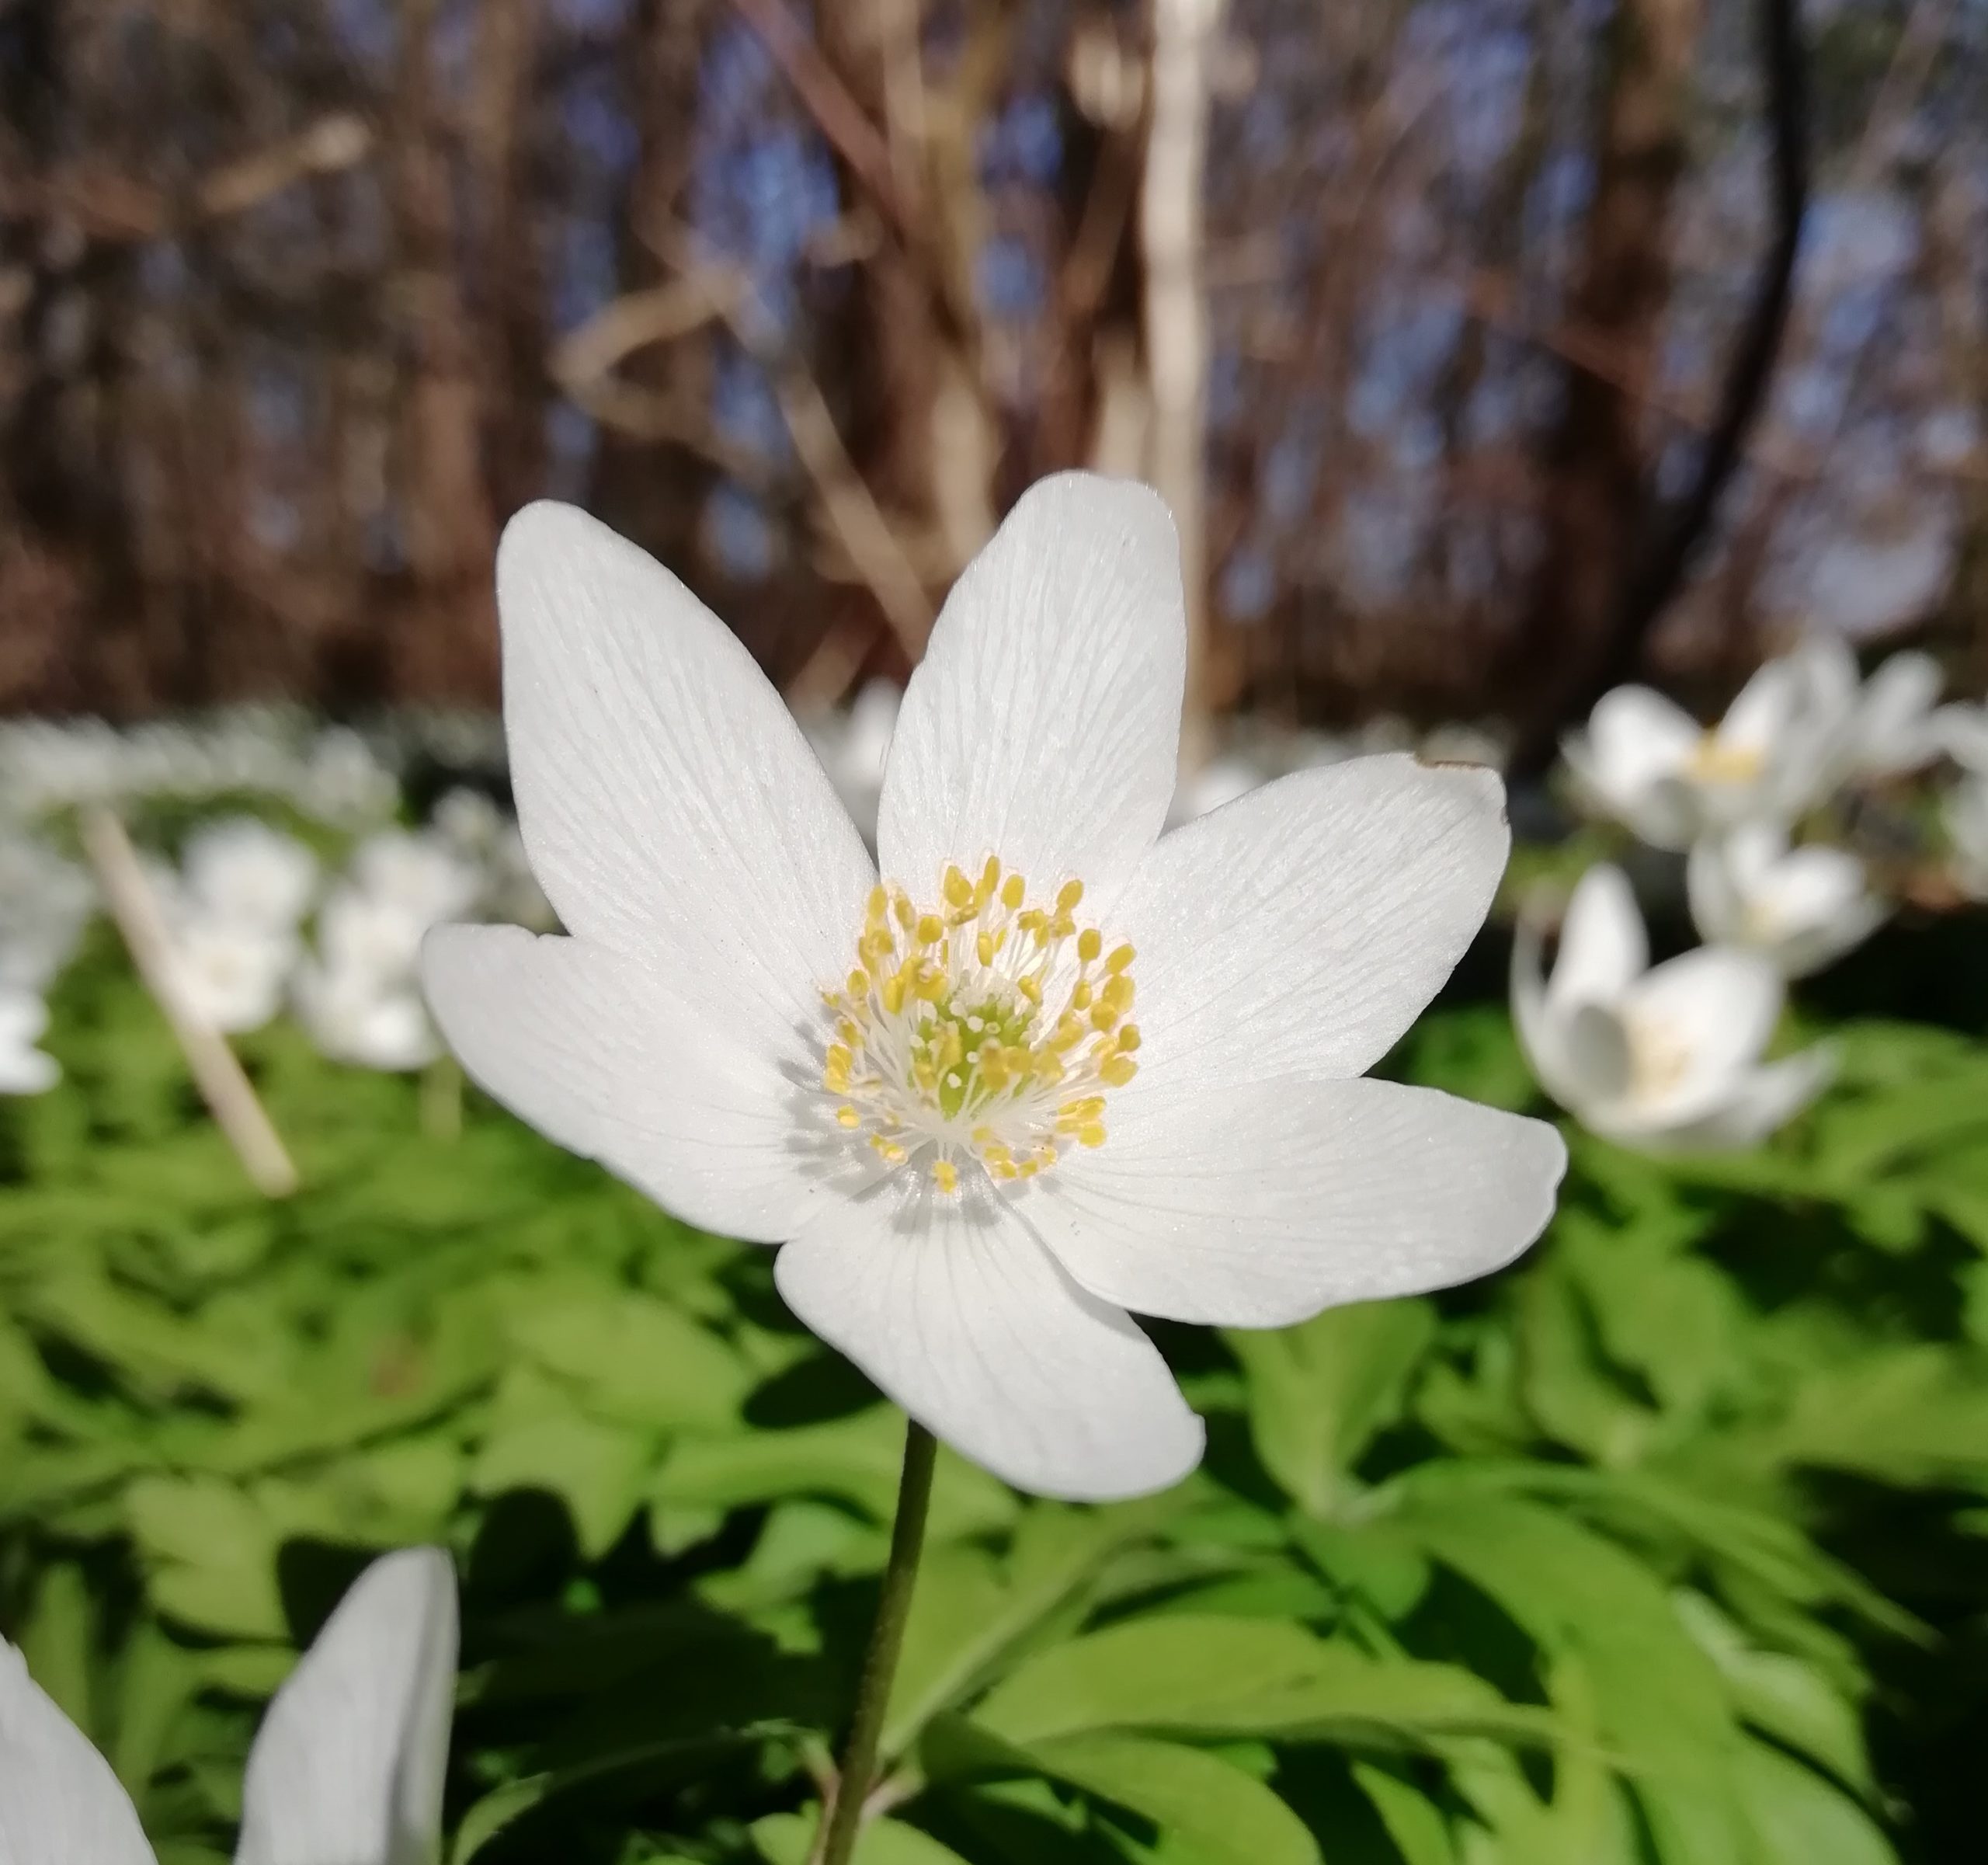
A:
[4,923,1986,1864]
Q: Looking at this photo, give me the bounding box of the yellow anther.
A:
[825,858,1142,1185]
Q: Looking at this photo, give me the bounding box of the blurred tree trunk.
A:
[589,0,718,583]
[1143,0,1225,771]
[468,0,547,523]
[389,0,499,700]
[1512,0,1705,715]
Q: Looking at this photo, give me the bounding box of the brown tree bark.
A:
[1509,0,1705,712]
[388,0,499,701]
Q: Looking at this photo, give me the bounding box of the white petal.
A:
[1110,756,1508,1092]
[1854,651,1941,772]
[496,502,874,1055]
[1719,656,1802,750]
[877,474,1183,912]
[0,1643,156,1865]
[1549,864,1647,1010]
[1672,1048,1835,1148]
[773,1187,1203,1501]
[423,924,842,1244]
[1938,701,1988,773]
[237,1548,457,1865]
[1610,948,1786,1133]
[1026,1077,1565,1327]
[1581,687,1699,797]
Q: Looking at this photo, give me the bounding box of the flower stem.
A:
[818,1418,937,1865]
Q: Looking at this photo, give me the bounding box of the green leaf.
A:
[1226,1300,1435,1515]
[450,1735,748,1863]
[126,1477,287,1641]
[885,1502,1162,1758]
[752,1811,971,1864]
[975,1615,1549,1751]
[1024,1733,1321,1865]
[1736,1742,1898,1865]
[652,1411,1016,1540]
[1392,1484,1747,1864]
[1351,1762,1455,1865]
[472,1412,655,1559]
[507,1286,747,1430]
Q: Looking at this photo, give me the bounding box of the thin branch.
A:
[78,807,299,1199]
[722,0,913,239]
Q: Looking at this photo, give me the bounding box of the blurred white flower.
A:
[1945,774,1988,900]
[1514,864,1833,1150]
[430,789,554,931]
[0,832,95,993]
[295,831,479,1070]
[170,918,301,1035]
[1561,658,1835,849]
[1938,701,1988,775]
[181,818,318,933]
[349,830,481,928]
[294,953,440,1072]
[0,988,59,1094]
[1687,823,1886,979]
[422,478,1565,1500]
[299,727,400,825]
[0,1546,457,1865]
[1796,636,1947,784]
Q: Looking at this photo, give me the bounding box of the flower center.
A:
[1687,733,1765,788]
[1622,1005,1694,1105]
[818,858,1140,1193]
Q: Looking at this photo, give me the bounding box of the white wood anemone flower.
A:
[1686,823,1887,979]
[0,1546,457,1865]
[1560,656,1838,849]
[1514,864,1834,1152]
[0,986,58,1095]
[419,473,1567,1501]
